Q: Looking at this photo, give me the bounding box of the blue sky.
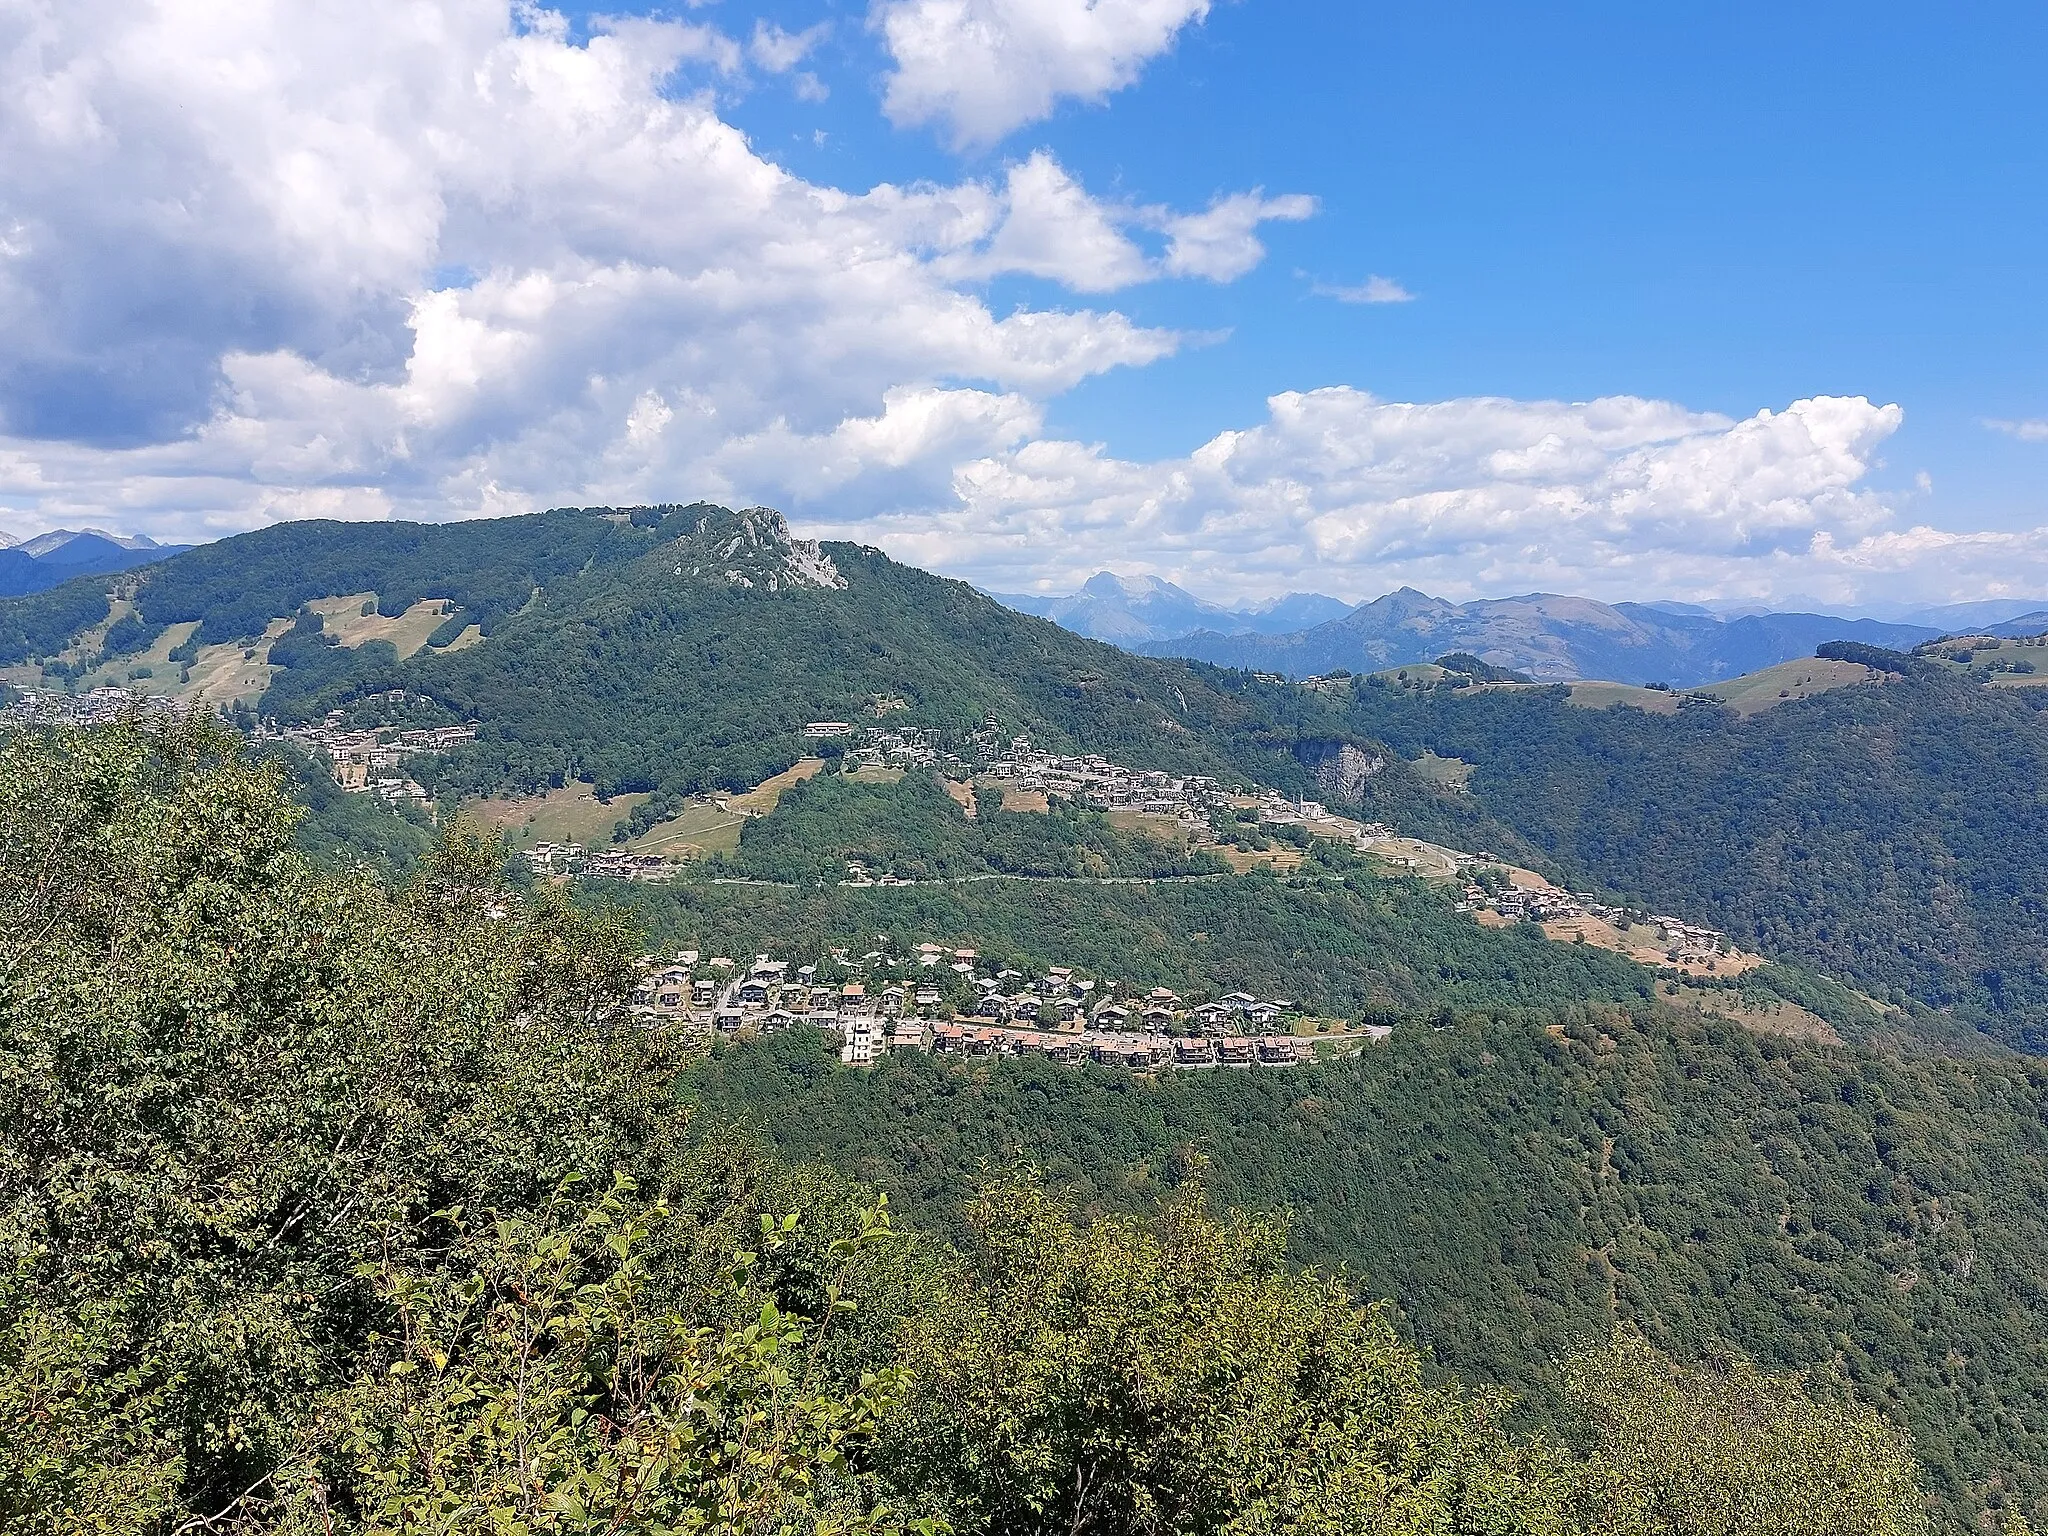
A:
[1,0,2043,608]
[714,0,2048,521]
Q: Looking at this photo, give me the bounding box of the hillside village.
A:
[1,684,180,728]
[6,685,1748,971]
[629,941,1381,1070]
[260,713,476,803]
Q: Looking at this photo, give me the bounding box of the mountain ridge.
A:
[0,504,1390,829]
[0,528,192,597]
[986,572,1351,645]
[1140,588,1939,687]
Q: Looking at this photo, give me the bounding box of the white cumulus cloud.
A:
[749,20,829,73]
[0,0,2037,611]
[1161,192,1318,282]
[874,0,1209,149]
[1986,418,2048,443]
[1313,275,1415,304]
[945,153,1153,291]
[936,154,1315,292]
[801,391,2001,609]
[0,0,1294,545]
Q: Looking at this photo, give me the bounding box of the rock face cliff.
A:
[1296,739,1385,804]
[682,507,844,592]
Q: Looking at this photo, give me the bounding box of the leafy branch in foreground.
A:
[1565,1329,1929,1536]
[337,1175,936,1536]
[881,1179,1628,1536]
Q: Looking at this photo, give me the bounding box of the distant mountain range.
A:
[985,574,2048,687]
[1893,598,2048,630]
[1139,590,1955,688]
[13,525,2045,691]
[986,573,1352,647]
[0,529,191,596]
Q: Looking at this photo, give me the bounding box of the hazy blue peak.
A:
[988,571,1352,646]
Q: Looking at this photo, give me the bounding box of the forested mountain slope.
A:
[395,528,1350,829]
[685,1019,2048,1527]
[1339,667,2048,1047]
[9,503,2045,1052]
[0,504,1404,825]
[2,717,1945,1535]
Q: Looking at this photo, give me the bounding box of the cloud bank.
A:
[874,0,1210,149]
[0,0,2036,610]
[800,391,2011,608]
[0,0,1243,530]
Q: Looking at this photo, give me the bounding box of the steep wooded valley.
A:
[7,505,2048,1534]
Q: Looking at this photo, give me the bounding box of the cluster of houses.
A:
[1,685,180,727]
[522,840,679,882]
[1461,877,1731,964]
[847,723,945,771]
[983,741,1223,831]
[259,712,476,803]
[980,739,1412,859]
[921,1024,1318,1069]
[629,944,1374,1070]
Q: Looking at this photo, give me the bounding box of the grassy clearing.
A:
[1562,681,1679,713]
[1662,982,1840,1043]
[627,758,846,861]
[1539,913,1762,978]
[73,618,199,698]
[1366,838,1464,880]
[1216,845,1306,873]
[305,593,457,659]
[87,616,289,708]
[1699,658,1882,715]
[996,784,1051,813]
[625,799,745,860]
[58,589,471,708]
[1290,1015,1354,1037]
[1411,750,1475,790]
[726,757,825,815]
[1106,809,1191,845]
[1551,661,1882,717]
[1922,633,2048,687]
[178,623,289,708]
[470,782,650,849]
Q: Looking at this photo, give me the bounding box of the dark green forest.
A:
[255,739,439,877]
[0,577,115,665]
[1336,671,2048,1047]
[0,717,1956,1535]
[680,1021,2048,1526]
